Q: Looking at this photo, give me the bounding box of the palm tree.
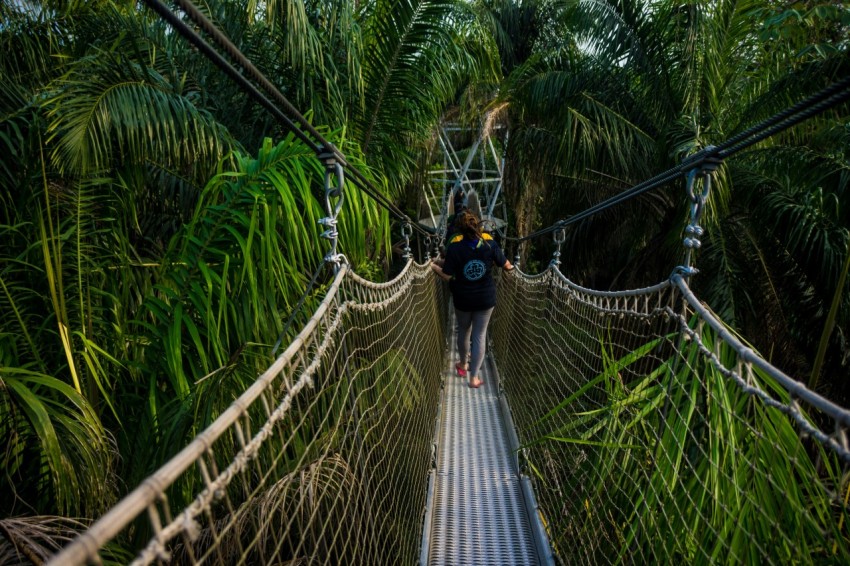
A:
[350,0,498,190]
[0,0,497,550]
[484,0,850,392]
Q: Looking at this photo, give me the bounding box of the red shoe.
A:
[455,363,467,377]
[469,377,484,389]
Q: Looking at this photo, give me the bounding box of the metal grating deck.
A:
[425,315,541,565]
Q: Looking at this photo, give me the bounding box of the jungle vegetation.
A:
[1,0,848,558]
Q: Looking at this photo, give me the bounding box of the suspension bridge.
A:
[43,1,850,564]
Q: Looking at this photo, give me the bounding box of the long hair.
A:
[455,210,484,241]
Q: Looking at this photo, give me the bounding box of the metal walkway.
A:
[421,314,551,565]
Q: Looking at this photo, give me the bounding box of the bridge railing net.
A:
[491,267,850,565]
[50,260,447,565]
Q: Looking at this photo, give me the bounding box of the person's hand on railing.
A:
[431,262,452,282]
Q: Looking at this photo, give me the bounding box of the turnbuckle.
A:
[319,148,346,270]
[401,222,412,260]
[677,145,721,277]
[550,226,566,267]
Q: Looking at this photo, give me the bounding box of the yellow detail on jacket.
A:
[449,233,493,244]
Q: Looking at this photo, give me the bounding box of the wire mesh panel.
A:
[49,261,446,565]
[428,312,539,566]
[491,267,850,565]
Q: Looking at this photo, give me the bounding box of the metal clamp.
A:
[671,264,699,278]
[324,161,344,198]
[319,155,345,272]
[428,236,439,259]
[679,146,720,276]
[553,227,566,245]
[682,170,705,251]
[679,144,722,176]
[324,252,348,266]
[401,222,412,260]
[550,227,565,268]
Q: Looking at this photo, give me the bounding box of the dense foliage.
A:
[478,0,850,400]
[1,0,849,559]
[0,0,489,542]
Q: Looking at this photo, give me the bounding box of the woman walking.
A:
[431,211,514,388]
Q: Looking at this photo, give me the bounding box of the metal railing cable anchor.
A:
[550,227,566,268]
[674,146,722,278]
[401,222,413,260]
[319,149,346,269]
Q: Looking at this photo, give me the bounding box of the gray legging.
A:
[455,307,495,378]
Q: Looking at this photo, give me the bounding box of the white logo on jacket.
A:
[463,260,486,281]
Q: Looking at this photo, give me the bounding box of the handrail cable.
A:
[671,274,850,434]
[513,75,850,243]
[167,0,417,229]
[141,0,435,236]
[513,166,683,242]
[139,0,436,366]
[714,74,850,158]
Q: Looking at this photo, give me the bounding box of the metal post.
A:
[486,132,508,219]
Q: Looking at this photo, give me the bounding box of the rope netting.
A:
[491,266,850,565]
[49,261,447,565]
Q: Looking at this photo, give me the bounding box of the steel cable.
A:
[714,74,850,158]
[141,0,434,237]
[513,75,850,243]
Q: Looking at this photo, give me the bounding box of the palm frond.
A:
[0,368,116,517]
[121,129,390,483]
[44,49,235,180]
[356,0,495,187]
